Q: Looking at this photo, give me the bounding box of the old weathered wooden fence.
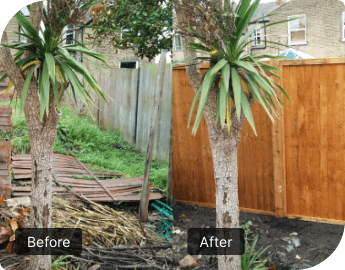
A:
[70,64,172,161]
[0,93,13,199]
[173,58,345,224]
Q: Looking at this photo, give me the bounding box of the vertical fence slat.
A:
[271,59,285,218]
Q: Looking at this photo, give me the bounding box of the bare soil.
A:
[173,202,344,270]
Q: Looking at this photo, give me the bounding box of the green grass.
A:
[0,100,168,194]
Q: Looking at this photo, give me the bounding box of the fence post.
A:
[271,59,285,218]
[139,50,168,221]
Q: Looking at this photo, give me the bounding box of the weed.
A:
[241,221,274,270]
[51,255,74,270]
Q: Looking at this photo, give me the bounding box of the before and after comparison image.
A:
[0,0,344,269]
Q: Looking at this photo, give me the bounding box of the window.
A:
[174,34,183,51]
[120,28,129,40]
[343,12,345,41]
[288,14,306,45]
[19,25,27,43]
[119,60,139,69]
[63,25,75,45]
[19,7,30,43]
[252,28,262,46]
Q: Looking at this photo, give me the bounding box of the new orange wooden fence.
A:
[172,58,345,224]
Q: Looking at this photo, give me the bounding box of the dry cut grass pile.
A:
[52,195,161,247]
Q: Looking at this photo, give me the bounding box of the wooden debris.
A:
[11,154,163,203]
[0,196,173,270]
[12,153,123,180]
[75,157,117,202]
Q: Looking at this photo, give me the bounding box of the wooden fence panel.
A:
[283,63,345,221]
[79,64,172,161]
[136,64,173,161]
[98,68,139,144]
[172,66,275,211]
[172,67,216,207]
[173,58,345,224]
[238,103,275,213]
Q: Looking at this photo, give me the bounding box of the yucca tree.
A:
[0,2,108,269]
[173,0,292,269]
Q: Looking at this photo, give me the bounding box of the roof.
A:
[279,48,315,59]
[250,2,279,23]
[261,48,315,61]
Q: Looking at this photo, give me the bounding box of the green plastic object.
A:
[151,200,173,240]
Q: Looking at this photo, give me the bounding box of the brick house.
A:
[249,0,345,58]
[173,0,345,61]
[2,6,152,73]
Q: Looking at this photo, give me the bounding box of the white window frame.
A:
[342,11,345,41]
[174,34,183,51]
[63,25,75,46]
[252,28,262,46]
[288,14,307,45]
[19,25,28,43]
[119,60,139,69]
[120,28,130,40]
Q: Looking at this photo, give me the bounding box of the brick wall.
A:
[250,0,345,58]
[81,27,151,72]
[3,16,20,54]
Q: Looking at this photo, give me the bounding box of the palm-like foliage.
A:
[182,0,292,135]
[0,10,108,118]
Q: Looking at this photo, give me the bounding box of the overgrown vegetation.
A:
[0,100,168,193]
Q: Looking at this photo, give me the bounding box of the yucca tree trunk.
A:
[24,77,61,269]
[202,89,250,270]
[211,135,241,270]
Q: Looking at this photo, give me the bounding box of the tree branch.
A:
[0,32,25,93]
[173,0,202,92]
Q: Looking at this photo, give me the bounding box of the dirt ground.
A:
[173,202,344,270]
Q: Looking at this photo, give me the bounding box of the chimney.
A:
[277,0,287,5]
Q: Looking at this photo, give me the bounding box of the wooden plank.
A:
[284,66,300,217]
[136,64,173,161]
[296,65,307,219]
[0,93,13,102]
[0,116,12,126]
[12,192,163,202]
[319,64,328,219]
[270,59,284,218]
[175,199,216,208]
[326,65,337,220]
[280,57,345,66]
[334,64,345,221]
[313,65,322,219]
[57,177,143,185]
[75,158,117,202]
[12,185,156,193]
[302,64,319,219]
[0,106,12,116]
[90,193,163,202]
[239,207,275,216]
[140,50,167,221]
[286,214,345,226]
[0,142,11,199]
